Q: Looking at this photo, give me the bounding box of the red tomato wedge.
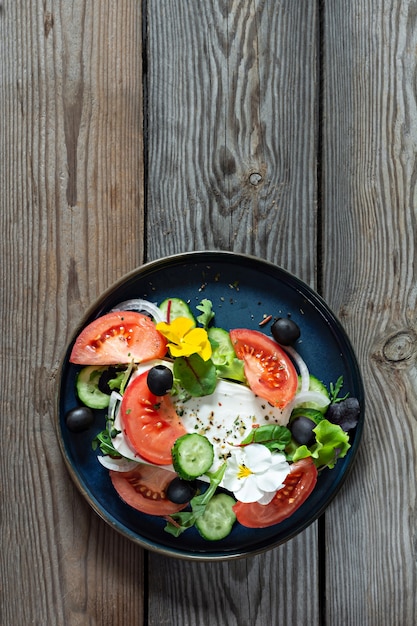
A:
[110,464,188,516]
[69,311,167,365]
[233,458,318,528]
[230,329,298,408]
[120,370,187,465]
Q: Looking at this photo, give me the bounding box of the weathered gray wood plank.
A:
[322,1,417,623]
[146,0,318,282]
[146,2,321,625]
[0,2,146,624]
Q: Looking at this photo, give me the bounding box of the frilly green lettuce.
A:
[291,419,351,469]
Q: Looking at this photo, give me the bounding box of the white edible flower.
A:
[223,444,290,504]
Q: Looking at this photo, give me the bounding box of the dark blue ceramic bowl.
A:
[57,251,364,560]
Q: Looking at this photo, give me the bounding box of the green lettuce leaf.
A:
[291,419,351,469]
[196,299,215,328]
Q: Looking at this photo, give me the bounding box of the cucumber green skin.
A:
[195,493,236,541]
[297,374,330,413]
[76,366,111,409]
[171,433,214,480]
[207,327,233,358]
[159,298,196,325]
[308,375,329,396]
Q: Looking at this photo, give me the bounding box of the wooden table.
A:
[1,1,416,624]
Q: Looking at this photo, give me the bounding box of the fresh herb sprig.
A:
[329,376,349,404]
[196,298,215,329]
[92,424,122,457]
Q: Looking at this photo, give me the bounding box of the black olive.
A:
[65,406,94,432]
[147,365,173,396]
[290,416,316,447]
[98,366,120,394]
[166,477,197,503]
[271,317,301,345]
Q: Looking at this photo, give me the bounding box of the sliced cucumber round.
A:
[76,365,113,409]
[297,374,330,413]
[171,433,214,480]
[208,327,234,362]
[159,298,196,325]
[195,493,236,541]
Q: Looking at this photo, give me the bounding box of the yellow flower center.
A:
[237,464,253,480]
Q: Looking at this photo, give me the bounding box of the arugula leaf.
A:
[164,463,227,537]
[173,353,217,397]
[92,426,123,457]
[196,299,215,329]
[329,376,349,404]
[240,424,292,452]
[290,419,351,469]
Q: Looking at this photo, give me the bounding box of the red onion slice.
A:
[110,298,164,323]
[283,345,310,392]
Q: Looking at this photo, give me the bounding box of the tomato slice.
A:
[110,464,188,516]
[230,329,298,408]
[233,458,318,528]
[120,370,187,465]
[70,311,167,365]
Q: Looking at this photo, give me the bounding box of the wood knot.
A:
[44,12,54,38]
[249,172,262,186]
[382,330,417,363]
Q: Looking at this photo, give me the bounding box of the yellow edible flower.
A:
[156,317,212,361]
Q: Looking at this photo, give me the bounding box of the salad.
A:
[65,296,360,542]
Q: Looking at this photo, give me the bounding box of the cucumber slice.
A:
[172,433,214,480]
[208,327,246,383]
[195,493,236,541]
[76,365,113,409]
[308,375,329,396]
[208,327,234,361]
[297,374,330,413]
[159,298,196,325]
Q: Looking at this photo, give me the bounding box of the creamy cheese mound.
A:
[173,378,291,472]
[112,360,292,474]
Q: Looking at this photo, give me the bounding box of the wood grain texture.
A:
[0,1,145,624]
[6,0,417,624]
[148,533,319,626]
[322,1,417,624]
[145,0,319,285]
[145,2,321,625]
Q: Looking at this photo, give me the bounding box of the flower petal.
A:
[198,339,213,361]
[171,317,195,335]
[256,467,288,492]
[155,321,181,344]
[244,443,272,472]
[223,471,244,493]
[185,327,209,344]
[155,317,195,343]
[168,341,198,358]
[235,474,264,503]
[184,328,212,360]
[257,490,278,505]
